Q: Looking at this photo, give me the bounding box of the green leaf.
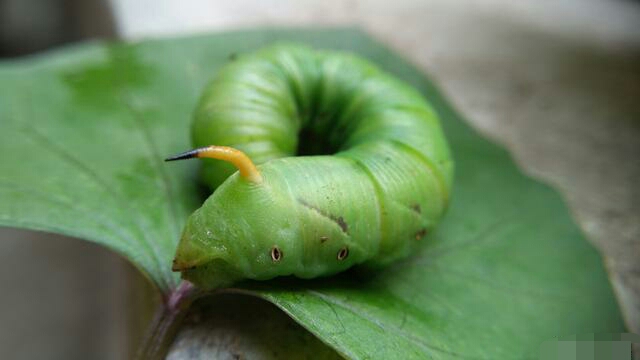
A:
[0,28,624,358]
[167,294,342,359]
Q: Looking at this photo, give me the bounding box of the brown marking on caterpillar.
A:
[172,258,197,271]
[335,216,348,233]
[271,246,282,262]
[298,198,349,234]
[320,236,329,243]
[415,228,427,240]
[337,246,349,261]
[411,204,421,214]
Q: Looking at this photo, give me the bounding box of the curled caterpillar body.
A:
[170,44,453,289]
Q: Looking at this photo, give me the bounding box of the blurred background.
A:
[1,0,639,359]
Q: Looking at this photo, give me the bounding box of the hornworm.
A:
[167,44,453,289]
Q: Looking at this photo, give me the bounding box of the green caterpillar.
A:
[167,44,453,290]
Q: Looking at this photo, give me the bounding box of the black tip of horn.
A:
[165,148,201,162]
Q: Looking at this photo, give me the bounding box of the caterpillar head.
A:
[170,199,242,290]
[167,146,294,289]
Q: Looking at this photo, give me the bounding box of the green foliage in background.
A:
[0,29,624,359]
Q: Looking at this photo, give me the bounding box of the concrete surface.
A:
[0,228,138,360]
